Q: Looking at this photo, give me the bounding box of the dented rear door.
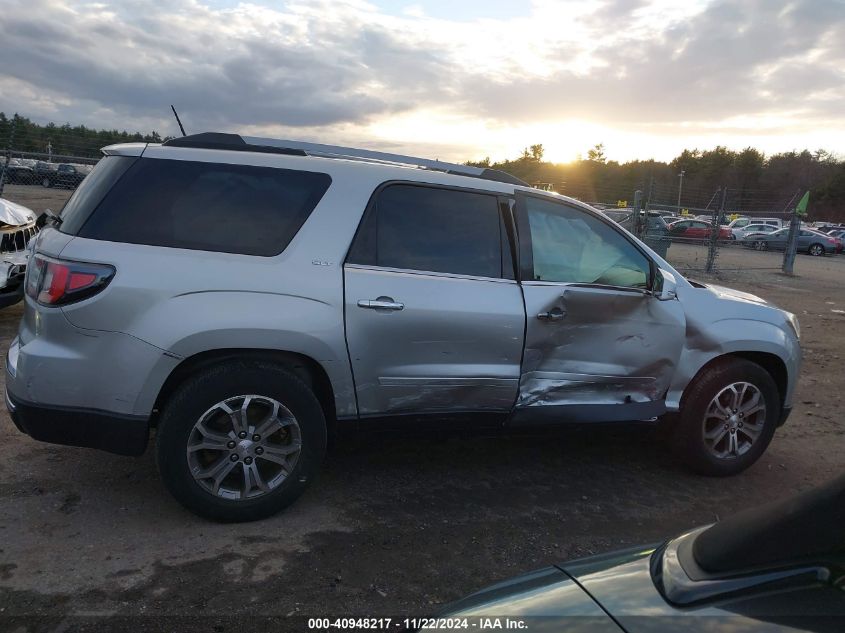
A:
[344,183,525,417]
[512,193,686,423]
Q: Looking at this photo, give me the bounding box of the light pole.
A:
[677,170,685,212]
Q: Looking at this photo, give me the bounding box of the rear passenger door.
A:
[343,183,525,417]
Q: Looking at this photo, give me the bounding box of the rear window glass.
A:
[59,156,137,234]
[76,158,331,256]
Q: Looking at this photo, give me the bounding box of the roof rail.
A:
[162,132,528,187]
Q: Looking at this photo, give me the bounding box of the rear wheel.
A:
[674,358,779,476]
[156,360,327,521]
[808,243,824,256]
[753,240,767,251]
[41,176,51,188]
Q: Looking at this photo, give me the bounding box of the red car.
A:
[666,219,732,241]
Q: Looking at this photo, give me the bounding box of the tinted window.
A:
[59,156,137,234]
[77,158,331,256]
[523,196,650,288]
[348,184,503,278]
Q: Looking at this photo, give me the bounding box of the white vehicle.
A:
[727,217,783,231]
[0,198,38,309]
[731,223,780,241]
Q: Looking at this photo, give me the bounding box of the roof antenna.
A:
[170,105,187,137]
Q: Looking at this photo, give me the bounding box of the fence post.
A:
[0,114,17,198]
[705,187,726,273]
[782,208,800,275]
[632,189,643,237]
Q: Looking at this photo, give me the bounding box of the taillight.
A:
[25,255,115,306]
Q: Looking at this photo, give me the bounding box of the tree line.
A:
[2,112,842,220]
[0,112,164,160]
[469,144,845,221]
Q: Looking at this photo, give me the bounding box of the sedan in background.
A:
[666,219,732,241]
[731,223,780,241]
[742,227,838,255]
[433,474,845,632]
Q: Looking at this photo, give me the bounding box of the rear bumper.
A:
[6,389,149,456]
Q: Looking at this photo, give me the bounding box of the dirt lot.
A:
[1,184,844,629]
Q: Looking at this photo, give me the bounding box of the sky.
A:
[1,0,844,163]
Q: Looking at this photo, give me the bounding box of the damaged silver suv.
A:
[6,133,801,521]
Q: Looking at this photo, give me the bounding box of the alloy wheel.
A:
[702,382,766,460]
[186,394,302,501]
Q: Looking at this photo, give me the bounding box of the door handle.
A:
[537,308,566,321]
[358,298,404,311]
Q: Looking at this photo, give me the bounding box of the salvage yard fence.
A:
[588,181,806,275]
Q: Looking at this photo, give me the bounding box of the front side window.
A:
[347,184,503,278]
[523,196,651,289]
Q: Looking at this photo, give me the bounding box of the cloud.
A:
[0,0,843,159]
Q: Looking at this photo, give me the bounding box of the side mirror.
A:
[653,268,678,301]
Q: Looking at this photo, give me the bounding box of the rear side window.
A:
[77,158,331,256]
[59,156,137,234]
[347,184,503,278]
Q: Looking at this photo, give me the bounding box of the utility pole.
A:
[47,140,52,163]
[677,170,685,212]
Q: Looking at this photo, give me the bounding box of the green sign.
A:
[795,191,809,216]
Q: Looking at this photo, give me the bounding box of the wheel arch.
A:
[679,351,788,411]
[150,348,338,439]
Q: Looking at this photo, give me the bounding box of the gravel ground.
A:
[1,184,843,630]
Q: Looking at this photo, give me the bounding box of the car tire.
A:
[808,243,824,256]
[753,240,767,251]
[156,360,327,522]
[41,177,51,188]
[674,358,779,477]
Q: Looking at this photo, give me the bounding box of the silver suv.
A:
[6,133,801,521]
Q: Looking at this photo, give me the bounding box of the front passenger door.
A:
[513,193,686,423]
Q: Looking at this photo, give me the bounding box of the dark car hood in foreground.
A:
[436,566,619,632]
[438,543,843,632]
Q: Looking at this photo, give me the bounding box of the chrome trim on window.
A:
[344,263,519,284]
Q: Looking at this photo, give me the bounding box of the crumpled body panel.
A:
[517,283,686,410]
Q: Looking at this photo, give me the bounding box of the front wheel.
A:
[156,360,327,522]
[808,243,824,256]
[41,176,51,188]
[753,240,767,251]
[674,358,779,476]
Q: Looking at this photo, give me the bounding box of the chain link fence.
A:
[584,180,813,275]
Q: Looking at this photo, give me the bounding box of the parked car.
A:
[0,198,38,309]
[32,161,57,188]
[817,224,845,234]
[731,222,780,241]
[742,227,838,255]
[7,132,801,521]
[433,473,845,631]
[2,159,35,185]
[54,163,90,189]
[666,219,732,241]
[37,163,89,189]
[728,216,784,230]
